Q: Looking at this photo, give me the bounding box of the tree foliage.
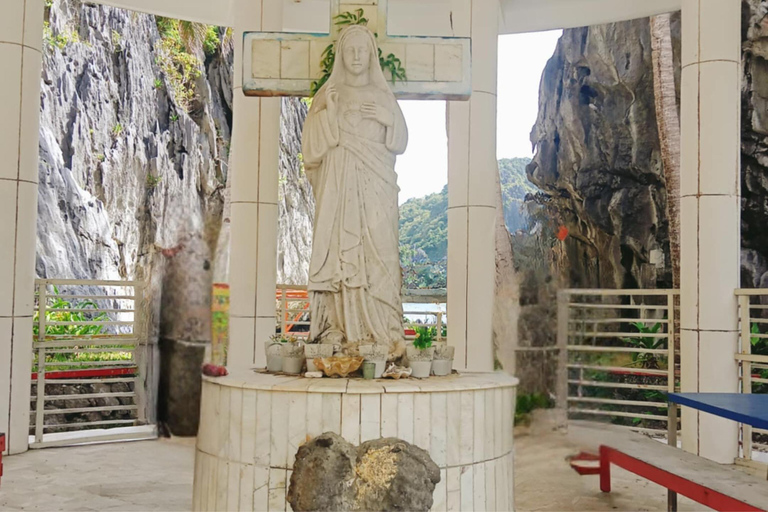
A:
[399,157,535,289]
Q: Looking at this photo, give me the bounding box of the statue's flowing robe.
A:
[302,85,407,347]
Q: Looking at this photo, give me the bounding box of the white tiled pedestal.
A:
[193,371,518,511]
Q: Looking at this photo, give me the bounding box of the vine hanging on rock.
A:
[309,9,407,97]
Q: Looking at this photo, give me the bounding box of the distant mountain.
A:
[399,157,535,288]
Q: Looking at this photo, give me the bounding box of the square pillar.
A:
[679,0,741,463]
[0,0,43,454]
[227,0,282,370]
[446,0,499,372]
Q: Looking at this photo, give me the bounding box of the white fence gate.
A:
[30,279,155,448]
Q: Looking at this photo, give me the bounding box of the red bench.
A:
[569,421,768,512]
[0,432,5,488]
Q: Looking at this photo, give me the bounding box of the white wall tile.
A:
[341,393,361,445]
[288,392,308,468]
[446,392,461,466]
[432,468,448,512]
[680,0,699,67]
[698,0,741,63]
[446,467,461,512]
[206,454,218,511]
[280,40,310,79]
[306,392,323,439]
[459,391,473,465]
[229,388,244,462]
[460,466,473,512]
[227,461,242,511]
[493,388,503,459]
[321,393,342,434]
[251,39,281,78]
[472,390,485,462]
[253,467,270,511]
[484,390,494,462]
[0,1,24,45]
[0,45,21,182]
[215,461,229,511]
[414,393,431,452]
[484,459,496,512]
[268,468,287,512]
[430,392,447,467]
[255,391,273,466]
[217,387,232,459]
[381,393,398,438]
[360,393,381,443]
[241,389,258,464]
[698,62,740,197]
[397,393,414,443]
[18,47,41,183]
[229,203,259,317]
[271,391,290,468]
[23,0,44,52]
[239,463,255,511]
[697,196,739,332]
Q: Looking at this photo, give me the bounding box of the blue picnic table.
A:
[668,393,768,431]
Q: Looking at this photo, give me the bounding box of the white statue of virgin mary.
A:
[302,24,408,358]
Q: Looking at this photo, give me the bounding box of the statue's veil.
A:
[322,24,393,96]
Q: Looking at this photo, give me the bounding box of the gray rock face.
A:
[530,3,768,290]
[287,432,440,512]
[37,0,314,433]
[528,17,679,289]
[742,0,768,288]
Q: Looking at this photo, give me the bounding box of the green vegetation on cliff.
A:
[399,157,536,289]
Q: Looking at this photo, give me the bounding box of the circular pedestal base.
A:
[193,371,518,511]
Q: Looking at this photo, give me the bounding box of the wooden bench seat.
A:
[569,421,768,512]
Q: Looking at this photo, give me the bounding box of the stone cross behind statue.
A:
[243,0,471,100]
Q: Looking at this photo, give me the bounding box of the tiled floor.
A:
[0,437,194,511]
[0,425,756,511]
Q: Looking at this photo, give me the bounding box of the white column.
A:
[446,0,498,372]
[0,0,43,454]
[227,0,282,370]
[679,0,741,463]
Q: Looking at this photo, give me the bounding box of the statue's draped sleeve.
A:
[302,89,339,191]
[385,97,408,156]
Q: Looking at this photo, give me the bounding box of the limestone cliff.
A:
[528,17,679,290]
[37,0,312,433]
[742,0,768,287]
[530,4,768,290]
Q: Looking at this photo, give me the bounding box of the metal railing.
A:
[30,279,153,448]
[736,289,768,465]
[558,289,679,436]
[275,285,448,341]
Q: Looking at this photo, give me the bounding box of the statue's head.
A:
[325,24,392,95]
[334,25,378,79]
[341,29,372,77]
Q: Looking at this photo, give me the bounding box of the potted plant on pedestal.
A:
[265,335,285,372]
[304,343,335,372]
[359,343,388,378]
[280,335,305,374]
[432,343,455,376]
[407,326,436,378]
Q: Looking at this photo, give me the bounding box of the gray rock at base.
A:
[157,338,205,436]
[287,432,440,512]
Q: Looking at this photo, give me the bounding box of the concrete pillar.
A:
[446,0,498,372]
[679,0,741,463]
[227,0,282,371]
[0,0,43,454]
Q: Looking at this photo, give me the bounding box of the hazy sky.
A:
[395,30,563,204]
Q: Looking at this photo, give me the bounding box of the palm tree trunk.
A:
[651,13,681,290]
[651,13,681,377]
